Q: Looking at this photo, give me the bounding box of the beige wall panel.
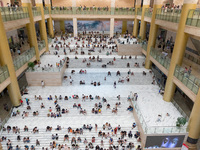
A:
[52,0,72,7]
[115,0,134,7]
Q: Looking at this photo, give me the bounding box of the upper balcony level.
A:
[51,7,135,20]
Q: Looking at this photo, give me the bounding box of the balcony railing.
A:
[51,7,134,15]
[13,47,35,71]
[184,53,200,65]
[38,40,46,51]
[137,8,142,16]
[28,57,67,72]
[51,7,73,14]
[174,65,200,95]
[0,65,9,83]
[0,7,29,22]
[156,8,181,23]
[32,7,41,16]
[132,100,187,134]
[150,47,171,70]
[44,7,49,15]
[48,37,52,43]
[142,44,147,51]
[77,7,111,15]
[114,7,135,15]
[144,8,153,18]
[186,9,200,27]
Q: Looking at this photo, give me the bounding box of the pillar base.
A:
[185,141,198,150]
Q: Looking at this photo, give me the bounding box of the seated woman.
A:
[46,126,52,131]
[62,108,66,114]
[64,134,69,141]
[134,131,140,139]
[24,125,28,132]
[91,108,95,113]
[112,108,117,114]
[27,105,31,110]
[40,103,45,109]
[48,95,53,100]
[127,105,133,111]
[106,104,110,109]
[64,96,68,100]
[73,103,77,108]
[38,95,42,100]
[33,127,39,133]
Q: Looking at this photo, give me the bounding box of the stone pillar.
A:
[187,88,200,149]
[110,18,114,37]
[36,0,49,51]
[45,0,54,38]
[0,11,21,106]
[145,0,163,69]
[139,0,150,40]
[22,0,40,61]
[133,0,141,37]
[73,18,77,37]
[122,21,127,34]
[60,20,65,34]
[163,0,197,102]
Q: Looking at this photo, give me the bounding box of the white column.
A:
[110,18,114,37]
[72,0,76,7]
[111,0,115,7]
[73,18,77,37]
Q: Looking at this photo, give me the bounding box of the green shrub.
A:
[176,117,186,127]
[28,62,35,71]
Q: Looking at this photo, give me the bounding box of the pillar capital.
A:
[135,0,141,6]
[154,0,163,5]
[21,0,31,3]
[184,0,198,4]
[35,0,43,4]
[143,0,150,6]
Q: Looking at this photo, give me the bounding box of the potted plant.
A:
[176,117,186,127]
[28,62,35,71]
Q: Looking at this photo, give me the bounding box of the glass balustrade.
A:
[142,44,147,51]
[32,7,41,16]
[13,47,35,71]
[186,9,200,27]
[144,8,153,18]
[28,57,67,72]
[76,7,111,15]
[132,100,187,134]
[51,7,73,14]
[156,8,181,23]
[0,65,9,83]
[184,53,200,65]
[114,7,135,15]
[150,47,171,70]
[0,7,29,22]
[48,37,52,43]
[137,8,142,16]
[174,65,200,95]
[44,7,49,15]
[51,7,134,15]
[38,40,46,51]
